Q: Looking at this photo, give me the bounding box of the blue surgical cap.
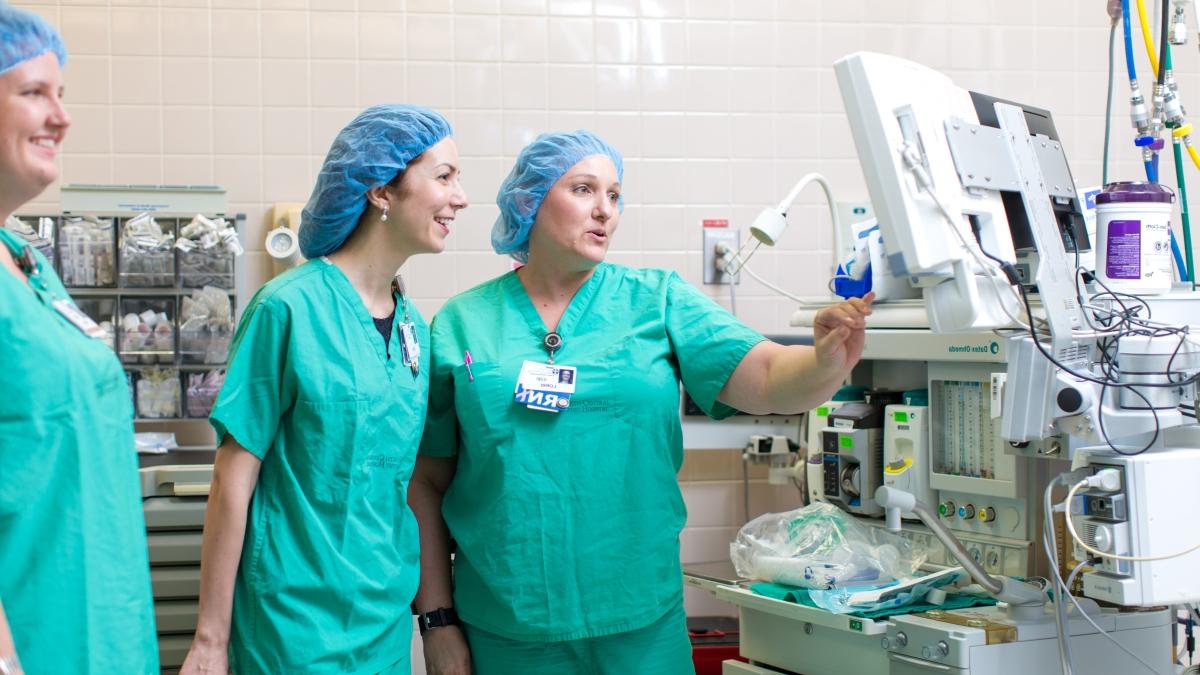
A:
[300,104,452,259]
[0,4,67,76]
[493,130,624,262]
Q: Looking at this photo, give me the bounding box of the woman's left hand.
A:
[813,292,874,373]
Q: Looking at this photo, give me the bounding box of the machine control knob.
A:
[959,504,976,519]
[895,632,908,647]
[1057,387,1085,414]
[937,641,950,657]
[940,501,956,518]
[978,506,996,523]
[1093,525,1113,552]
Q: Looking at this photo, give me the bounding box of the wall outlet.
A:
[703,226,740,284]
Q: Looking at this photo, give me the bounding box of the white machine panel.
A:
[1081,446,1200,606]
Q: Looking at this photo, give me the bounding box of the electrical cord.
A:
[728,265,738,317]
[898,149,1032,329]
[739,262,807,304]
[718,242,811,306]
[906,146,1192,458]
[1043,478,1165,675]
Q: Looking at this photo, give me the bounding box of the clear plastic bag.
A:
[730,502,924,590]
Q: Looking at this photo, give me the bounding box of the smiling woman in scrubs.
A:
[0,7,158,674]
[180,105,468,674]
[410,131,871,675]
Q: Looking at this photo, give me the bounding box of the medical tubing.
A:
[1137,0,1160,75]
[1161,0,1171,86]
[1172,229,1189,280]
[1106,21,1118,186]
[1189,140,1200,169]
[1124,0,1140,80]
[902,498,1004,596]
[1172,132,1196,287]
[1146,158,1159,182]
[1044,478,1076,675]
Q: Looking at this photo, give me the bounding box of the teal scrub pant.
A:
[463,602,694,675]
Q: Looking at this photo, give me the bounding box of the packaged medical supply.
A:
[731,502,923,590]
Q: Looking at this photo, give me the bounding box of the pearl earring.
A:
[381,206,389,222]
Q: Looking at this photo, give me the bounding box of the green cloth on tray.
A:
[749,582,998,620]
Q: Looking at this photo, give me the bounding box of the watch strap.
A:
[416,607,460,635]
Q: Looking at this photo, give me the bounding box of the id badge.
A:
[52,299,107,340]
[399,322,420,375]
[513,359,578,413]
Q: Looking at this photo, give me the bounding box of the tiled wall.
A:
[17,0,1180,333]
[14,0,1199,654]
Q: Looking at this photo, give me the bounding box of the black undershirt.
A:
[373,306,396,358]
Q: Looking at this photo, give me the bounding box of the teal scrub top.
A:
[0,229,158,673]
[420,263,764,641]
[210,258,428,674]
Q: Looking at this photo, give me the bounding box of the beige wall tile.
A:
[261,11,309,59]
[60,6,111,56]
[164,107,214,154]
[358,12,405,60]
[64,56,111,106]
[111,56,161,105]
[112,106,161,154]
[162,8,211,57]
[111,7,160,56]
[164,58,212,105]
[64,104,111,154]
[309,11,357,59]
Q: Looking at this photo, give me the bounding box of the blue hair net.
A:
[492,130,624,262]
[300,104,452,259]
[0,4,67,76]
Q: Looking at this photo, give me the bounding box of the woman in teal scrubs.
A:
[410,131,871,674]
[180,105,468,674]
[0,7,158,674]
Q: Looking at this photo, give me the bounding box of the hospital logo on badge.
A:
[514,384,571,413]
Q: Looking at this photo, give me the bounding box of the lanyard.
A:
[2,234,55,301]
[2,233,106,339]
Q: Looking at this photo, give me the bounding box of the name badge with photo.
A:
[513,359,578,413]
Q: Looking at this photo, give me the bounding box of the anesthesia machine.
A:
[693,7,1200,670]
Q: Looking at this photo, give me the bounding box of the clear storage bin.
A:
[119,297,176,364]
[180,322,232,365]
[179,248,234,290]
[185,370,225,418]
[4,215,55,263]
[135,368,181,419]
[58,216,115,287]
[119,215,176,287]
[73,297,117,351]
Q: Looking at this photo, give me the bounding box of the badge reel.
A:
[513,331,577,413]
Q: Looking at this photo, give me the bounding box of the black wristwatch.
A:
[416,607,460,635]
